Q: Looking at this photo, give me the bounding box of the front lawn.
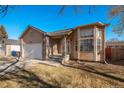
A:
[0,61,124,88]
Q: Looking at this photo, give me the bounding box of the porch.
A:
[47,29,73,62]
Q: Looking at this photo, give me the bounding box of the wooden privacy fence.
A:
[106,47,124,61]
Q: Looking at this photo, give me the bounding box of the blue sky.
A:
[0,5,124,41]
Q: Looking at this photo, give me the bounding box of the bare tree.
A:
[58,5,124,36]
[58,5,96,15]
[0,25,8,40]
[108,38,119,42]
[1,5,124,36]
[0,5,9,17]
[109,6,124,36]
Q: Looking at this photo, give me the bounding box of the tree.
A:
[0,25,8,40]
[58,5,96,15]
[108,38,119,42]
[1,5,124,36]
[109,6,124,36]
[58,5,124,36]
[0,5,9,17]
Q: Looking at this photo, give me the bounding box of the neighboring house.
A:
[5,39,21,56]
[106,41,124,48]
[0,39,20,57]
[106,41,124,61]
[20,22,108,62]
[0,25,20,57]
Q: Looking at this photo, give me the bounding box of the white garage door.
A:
[11,45,20,51]
[24,43,42,59]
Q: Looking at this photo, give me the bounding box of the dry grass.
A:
[0,61,124,88]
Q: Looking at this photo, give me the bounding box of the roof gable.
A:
[19,26,46,39]
[48,28,73,36]
[75,22,109,29]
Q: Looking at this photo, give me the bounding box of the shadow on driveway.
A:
[0,58,58,88]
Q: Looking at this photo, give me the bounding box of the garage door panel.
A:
[24,43,42,59]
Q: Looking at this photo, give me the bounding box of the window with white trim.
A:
[80,30,93,37]
[97,28,102,37]
[80,39,94,52]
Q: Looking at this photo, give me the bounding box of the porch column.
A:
[51,40,53,56]
[45,36,49,59]
[77,28,80,60]
[20,39,24,58]
[94,26,97,61]
[64,36,67,56]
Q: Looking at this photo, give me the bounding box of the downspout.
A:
[104,49,108,64]
[103,41,108,64]
[103,27,108,64]
[20,39,24,58]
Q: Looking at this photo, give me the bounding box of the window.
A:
[80,39,94,52]
[97,28,102,37]
[97,39,102,52]
[80,30,93,37]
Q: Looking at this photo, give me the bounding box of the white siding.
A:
[6,45,20,56]
[11,45,20,51]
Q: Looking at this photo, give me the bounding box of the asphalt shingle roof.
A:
[47,28,73,36]
[5,39,20,45]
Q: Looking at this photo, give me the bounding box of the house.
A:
[5,39,21,56]
[20,22,108,62]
